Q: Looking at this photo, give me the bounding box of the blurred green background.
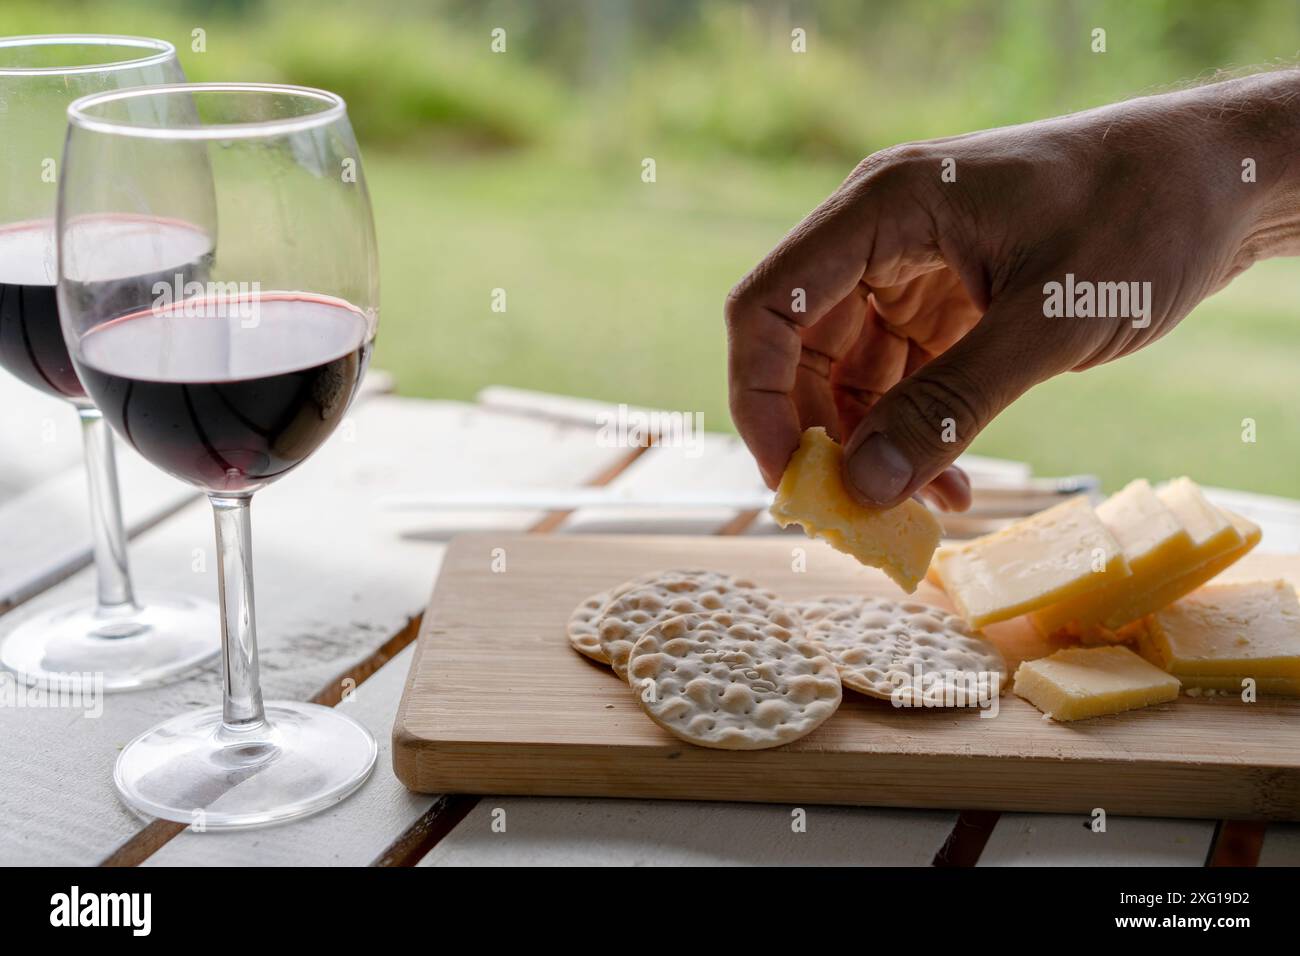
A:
[4,0,1298,494]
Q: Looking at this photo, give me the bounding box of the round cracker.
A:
[595,571,796,680]
[791,595,860,624]
[568,589,618,663]
[566,570,713,663]
[809,597,1005,706]
[627,611,841,750]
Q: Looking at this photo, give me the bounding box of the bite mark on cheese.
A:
[769,427,940,593]
[1013,645,1180,721]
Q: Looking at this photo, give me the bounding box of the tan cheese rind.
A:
[1138,579,1300,695]
[1013,646,1180,721]
[1030,479,1193,639]
[932,495,1130,629]
[769,427,940,593]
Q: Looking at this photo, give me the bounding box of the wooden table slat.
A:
[419,799,956,867]
[0,450,193,612]
[0,376,84,499]
[978,813,1216,867]
[143,645,429,866]
[475,385,1033,485]
[1258,824,1300,866]
[557,433,766,537]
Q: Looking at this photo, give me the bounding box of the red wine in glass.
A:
[75,292,371,494]
[0,216,215,403]
[0,221,83,400]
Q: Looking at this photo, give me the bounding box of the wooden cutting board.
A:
[392,533,1300,820]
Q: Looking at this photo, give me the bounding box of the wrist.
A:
[1208,70,1300,264]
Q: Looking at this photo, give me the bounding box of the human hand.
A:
[726,71,1300,510]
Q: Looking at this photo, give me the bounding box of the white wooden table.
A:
[1,374,1297,868]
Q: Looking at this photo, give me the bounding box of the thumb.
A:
[842,298,1062,508]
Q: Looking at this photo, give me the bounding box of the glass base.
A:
[114,701,378,830]
[0,591,220,691]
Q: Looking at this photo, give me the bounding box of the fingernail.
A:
[847,432,913,505]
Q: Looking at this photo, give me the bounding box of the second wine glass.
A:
[59,83,380,828]
[0,34,220,691]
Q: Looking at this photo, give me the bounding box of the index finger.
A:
[725,303,803,488]
[724,189,877,486]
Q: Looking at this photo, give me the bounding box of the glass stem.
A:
[210,494,266,731]
[77,406,137,613]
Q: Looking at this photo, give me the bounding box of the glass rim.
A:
[0,34,175,77]
[67,82,348,140]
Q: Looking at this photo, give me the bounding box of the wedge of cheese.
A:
[769,427,941,592]
[1099,480,1258,628]
[931,495,1130,628]
[1110,508,1260,626]
[1030,479,1193,639]
[1158,477,1237,545]
[1138,579,1300,695]
[1013,645,1180,721]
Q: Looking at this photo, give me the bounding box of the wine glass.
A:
[0,35,220,690]
[59,83,379,828]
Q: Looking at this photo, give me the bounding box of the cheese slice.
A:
[1156,477,1241,556]
[1030,479,1194,638]
[1111,508,1260,625]
[931,495,1129,628]
[1138,579,1300,695]
[1099,477,1258,628]
[1039,479,1255,636]
[1013,645,1180,721]
[769,426,941,592]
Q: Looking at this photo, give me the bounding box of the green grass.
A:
[369,147,1300,497]
[367,148,843,429]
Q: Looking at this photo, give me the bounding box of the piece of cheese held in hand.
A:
[1014,645,1180,721]
[770,427,940,593]
[1138,579,1300,695]
[932,495,1130,628]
